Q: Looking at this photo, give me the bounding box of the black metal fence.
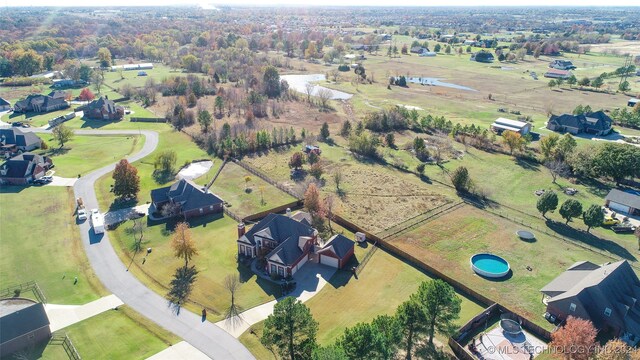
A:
[50,332,82,360]
[0,281,47,304]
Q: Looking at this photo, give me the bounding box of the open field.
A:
[243,144,457,233]
[388,205,620,326]
[39,306,178,360]
[240,248,486,358]
[209,161,298,218]
[109,215,281,321]
[40,134,143,178]
[0,186,106,304]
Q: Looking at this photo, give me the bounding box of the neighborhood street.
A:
[23,127,255,360]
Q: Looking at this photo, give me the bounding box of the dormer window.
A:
[604,308,612,317]
[569,303,576,312]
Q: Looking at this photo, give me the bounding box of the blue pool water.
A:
[472,254,509,275]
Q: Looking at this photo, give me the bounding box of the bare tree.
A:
[131,218,146,253]
[224,274,243,329]
[317,88,332,110]
[329,69,340,82]
[333,168,343,193]
[545,160,570,184]
[324,195,335,235]
[305,83,315,102]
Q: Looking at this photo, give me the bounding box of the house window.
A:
[569,303,576,312]
[271,264,277,274]
[199,208,203,214]
[239,245,245,253]
[278,267,285,276]
[210,205,214,210]
[604,308,612,317]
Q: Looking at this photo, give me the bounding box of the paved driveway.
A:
[215,263,336,338]
[70,130,255,359]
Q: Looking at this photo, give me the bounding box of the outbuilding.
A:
[629,98,639,108]
[0,298,51,358]
[316,234,355,269]
[605,189,640,216]
[490,117,532,135]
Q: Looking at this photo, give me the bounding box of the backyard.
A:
[387,205,620,327]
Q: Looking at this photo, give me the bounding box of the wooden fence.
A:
[130,117,166,123]
[243,200,303,223]
[234,159,303,200]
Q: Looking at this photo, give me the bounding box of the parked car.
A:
[41,175,53,182]
[11,121,23,127]
[612,225,636,234]
[603,217,621,226]
[77,209,87,221]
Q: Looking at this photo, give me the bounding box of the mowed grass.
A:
[240,248,485,359]
[242,144,456,233]
[0,186,106,304]
[389,205,618,328]
[40,134,143,178]
[109,215,280,321]
[41,306,178,360]
[104,63,206,90]
[209,161,298,218]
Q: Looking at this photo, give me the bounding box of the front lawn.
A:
[41,306,178,360]
[109,215,280,321]
[40,134,143,178]
[0,186,106,304]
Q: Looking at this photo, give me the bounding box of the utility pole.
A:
[619,55,632,89]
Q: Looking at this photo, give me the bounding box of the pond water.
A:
[406,77,477,92]
[280,74,353,100]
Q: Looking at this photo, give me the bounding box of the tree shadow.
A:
[578,177,612,199]
[166,265,198,315]
[474,269,514,282]
[545,220,637,261]
[45,147,70,156]
[0,185,27,194]
[152,170,175,185]
[514,157,540,171]
[108,197,138,212]
[79,117,121,129]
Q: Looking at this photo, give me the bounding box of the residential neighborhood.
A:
[1,4,640,360]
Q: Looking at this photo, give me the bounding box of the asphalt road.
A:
[66,129,255,360]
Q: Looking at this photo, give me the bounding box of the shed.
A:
[316,234,355,269]
[629,98,639,108]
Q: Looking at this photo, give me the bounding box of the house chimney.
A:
[237,222,246,238]
[286,208,292,217]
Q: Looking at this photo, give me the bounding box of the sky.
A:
[2,0,640,6]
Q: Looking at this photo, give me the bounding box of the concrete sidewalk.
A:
[45,294,124,332]
[146,341,211,360]
[46,176,78,187]
[215,263,336,338]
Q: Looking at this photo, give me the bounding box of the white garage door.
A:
[294,255,309,274]
[320,255,339,268]
[609,202,631,214]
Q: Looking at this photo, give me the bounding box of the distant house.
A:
[52,79,87,88]
[629,98,639,108]
[150,179,224,219]
[379,34,392,41]
[0,97,10,111]
[547,111,613,136]
[463,40,477,46]
[0,128,42,156]
[13,91,69,113]
[0,298,51,358]
[419,52,437,57]
[549,59,576,70]
[541,260,640,343]
[0,153,53,185]
[83,97,124,121]
[470,51,494,63]
[490,118,532,135]
[544,69,573,79]
[137,71,147,76]
[237,212,355,278]
[410,46,430,54]
[605,189,640,216]
[303,145,321,155]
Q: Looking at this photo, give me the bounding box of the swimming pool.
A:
[470,253,511,278]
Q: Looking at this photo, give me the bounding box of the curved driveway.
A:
[65,129,254,359]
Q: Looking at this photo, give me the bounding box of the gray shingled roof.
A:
[318,234,355,259]
[0,302,50,344]
[151,179,223,213]
[606,189,640,210]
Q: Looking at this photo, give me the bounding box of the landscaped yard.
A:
[40,306,178,360]
[388,205,618,327]
[40,134,143,178]
[109,215,281,321]
[0,186,106,304]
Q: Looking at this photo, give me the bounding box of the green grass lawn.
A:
[39,134,144,178]
[389,205,619,328]
[104,63,205,90]
[209,161,298,218]
[0,186,106,304]
[240,248,485,359]
[109,215,280,321]
[41,306,178,360]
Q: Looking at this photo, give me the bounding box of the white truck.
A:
[90,208,105,234]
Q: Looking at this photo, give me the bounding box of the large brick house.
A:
[0,128,42,157]
[0,153,53,185]
[83,97,124,120]
[237,212,355,278]
[13,91,68,113]
[150,179,223,219]
[547,111,613,136]
[541,260,640,344]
